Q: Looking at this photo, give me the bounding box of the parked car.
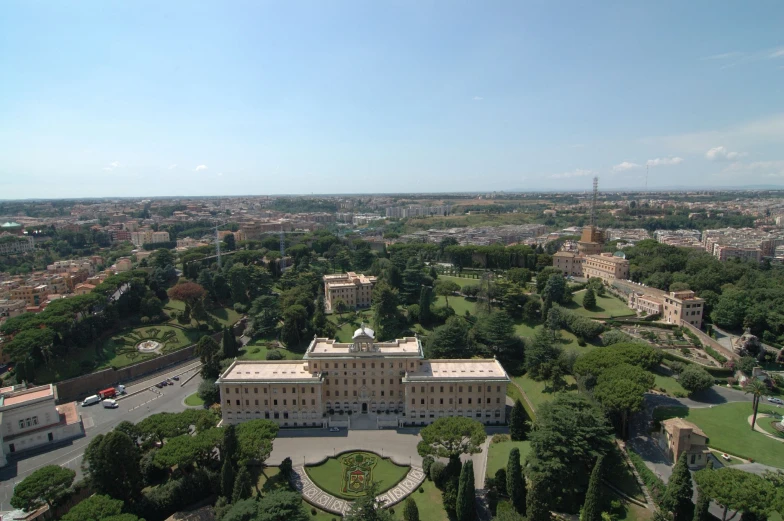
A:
[329,427,340,432]
[722,453,731,461]
[172,376,180,381]
[769,397,783,405]
[155,382,165,388]
[160,381,168,387]
[81,395,101,406]
[102,399,119,409]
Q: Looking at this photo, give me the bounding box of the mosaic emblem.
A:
[340,452,378,495]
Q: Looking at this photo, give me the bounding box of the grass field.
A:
[654,402,784,468]
[569,291,636,319]
[513,320,600,354]
[239,344,303,361]
[434,295,474,317]
[329,310,373,342]
[653,373,688,397]
[486,440,531,478]
[163,299,243,327]
[396,479,447,521]
[184,393,204,406]
[438,275,480,289]
[305,452,410,500]
[758,416,784,438]
[253,467,334,521]
[36,324,203,383]
[511,374,576,411]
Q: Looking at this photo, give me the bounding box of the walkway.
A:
[290,464,426,516]
[748,413,784,442]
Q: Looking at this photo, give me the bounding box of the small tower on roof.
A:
[351,323,376,352]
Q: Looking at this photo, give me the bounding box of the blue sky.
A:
[1,1,783,199]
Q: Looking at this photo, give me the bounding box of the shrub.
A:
[430,461,446,488]
[311,508,317,516]
[679,365,714,395]
[577,337,587,347]
[233,303,248,314]
[628,450,665,505]
[492,433,510,444]
[419,487,424,493]
[704,345,727,364]
[266,350,284,360]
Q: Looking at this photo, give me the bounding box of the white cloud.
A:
[472,96,483,101]
[705,146,746,161]
[702,47,784,68]
[646,157,683,167]
[770,48,784,59]
[721,160,784,178]
[194,165,208,171]
[613,161,641,172]
[103,161,121,171]
[168,164,177,170]
[703,51,744,61]
[549,168,594,179]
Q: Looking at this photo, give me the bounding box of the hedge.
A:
[661,352,734,378]
[628,450,665,505]
[704,345,727,364]
[607,319,678,329]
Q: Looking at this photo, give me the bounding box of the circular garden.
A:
[304,451,409,500]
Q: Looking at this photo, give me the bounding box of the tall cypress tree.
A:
[527,473,550,521]
[662,453,694,521]
[220,458,236,499]
[456,460,476,521]
[223,424,238,463]
[403,496,420,521]
[509,399,527,441]
[232,465,253,503]
[507,448,526,515]
[222,327,238,358]
[693,459,713,521]
[581,456,604,521]
[419,286,433,325]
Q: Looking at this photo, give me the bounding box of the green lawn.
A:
[513,320,600,354]
[654,402,784,468]
[434,295,474,317]
[239,344,303,361]
[511,374,577,411]
[35,324,203,383]
[305,452,410,500]
[653,373,688,397]
[329,311,373,342]
[184,393,204,406]
[758,416,784,438]
[606,446,645,501]
[395,479,447,521]
[569,291,635,319]
[486,440,531,478]
[254,467,334,521]
[164,299,242,327]
[438,275,480,289]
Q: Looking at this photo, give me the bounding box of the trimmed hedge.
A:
[704,345,727,364]
[662,352,734,377]
[628,450,665,505]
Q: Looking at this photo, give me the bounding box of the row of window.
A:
[412,385,501,393]
[18,416,39,429]
[409,410,502,418]
[315,361,409,370]
[227,398,319,407]
[226,386,316,395]
[325,378,399,386]
[326,390,395,397]
[412,397,501,405]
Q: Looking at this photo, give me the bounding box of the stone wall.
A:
[680,321,738,361]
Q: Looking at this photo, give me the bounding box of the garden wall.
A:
[681,321,738,361]
[55,344,199,403]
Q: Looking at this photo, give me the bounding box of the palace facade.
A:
[217,326,510,429]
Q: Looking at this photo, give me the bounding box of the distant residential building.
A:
[626,293,663,317]
[73,283,96,295]
[0,299,26,320]
[323,272,377,312]
[0,235,34,256]
[130,230,170,247]
[115,257,132,272]
[702,227,784,262]
[9,284,49,307]
[0,384,84,467]
[386,205,452,218]
[655,229,703,249]
[658,418,709,468]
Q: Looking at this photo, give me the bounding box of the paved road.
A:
[0,364,203,512]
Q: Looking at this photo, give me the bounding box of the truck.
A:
[81,395,100,406]
[102,399,119,409]
[98,385,126,399]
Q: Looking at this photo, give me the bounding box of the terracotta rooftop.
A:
[662,417,708,438]
[3,386,53,406]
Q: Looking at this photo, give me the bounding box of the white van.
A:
[102,399,119,409]
[116,384,126,394]
[81,395,100,406]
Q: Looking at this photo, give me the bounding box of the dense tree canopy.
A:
[417,417,487,458]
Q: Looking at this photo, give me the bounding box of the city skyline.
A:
[2,1,784,199]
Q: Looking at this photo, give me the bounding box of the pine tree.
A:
[222,327,238,358]
[662,453,694,521]
[581,455,604,521]
[527,474,550,521]
[510,399,527,441]
[220,458,236,499]
[232,465,253,503]
[583,287,596,310]
[403,496,420,521]
[507,448,526,515]
[693,459,713,521]
[456,460,476,521]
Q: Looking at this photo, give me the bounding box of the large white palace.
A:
[217,326,510,429]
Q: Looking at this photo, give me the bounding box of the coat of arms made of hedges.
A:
[340,452,378,496]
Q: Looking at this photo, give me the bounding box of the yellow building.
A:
[323,272,377,312]
[658,418,710,468]
[217,326,509,429]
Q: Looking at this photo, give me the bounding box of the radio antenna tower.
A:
[279,228,285,269]
[590,176,599,227]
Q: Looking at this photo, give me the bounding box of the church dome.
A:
[353,324,375,340]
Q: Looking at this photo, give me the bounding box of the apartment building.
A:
[217,326,509,428]
[115,258,132,272]
[663,290,705,328]
[0,235,35,255]
[701,228,784,262]
[0,299,26,321]
[9,285,49,307]
[130,230,170,247]
[324,272,377,312]
[0,384,83,467]
[552,251,629,282]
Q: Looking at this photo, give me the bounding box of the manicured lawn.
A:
[511,373,576,412]
[329,311,373,342]
[239,345,303,361]
[207,306,243,326]
[513,320,599,354]
[35,324,203,383]
[184,393,204,406]
[654,402,784,468]
[486,440,531,478]
[305,452,410,500]
[569,291,635,319]
[434,295,474,317]
[758,416,784,438]
[254,467,334,521]
[395,479,447,521]
[438,275,480,289]
[653,373,688,397]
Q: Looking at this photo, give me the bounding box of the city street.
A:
[0,363,203,512]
